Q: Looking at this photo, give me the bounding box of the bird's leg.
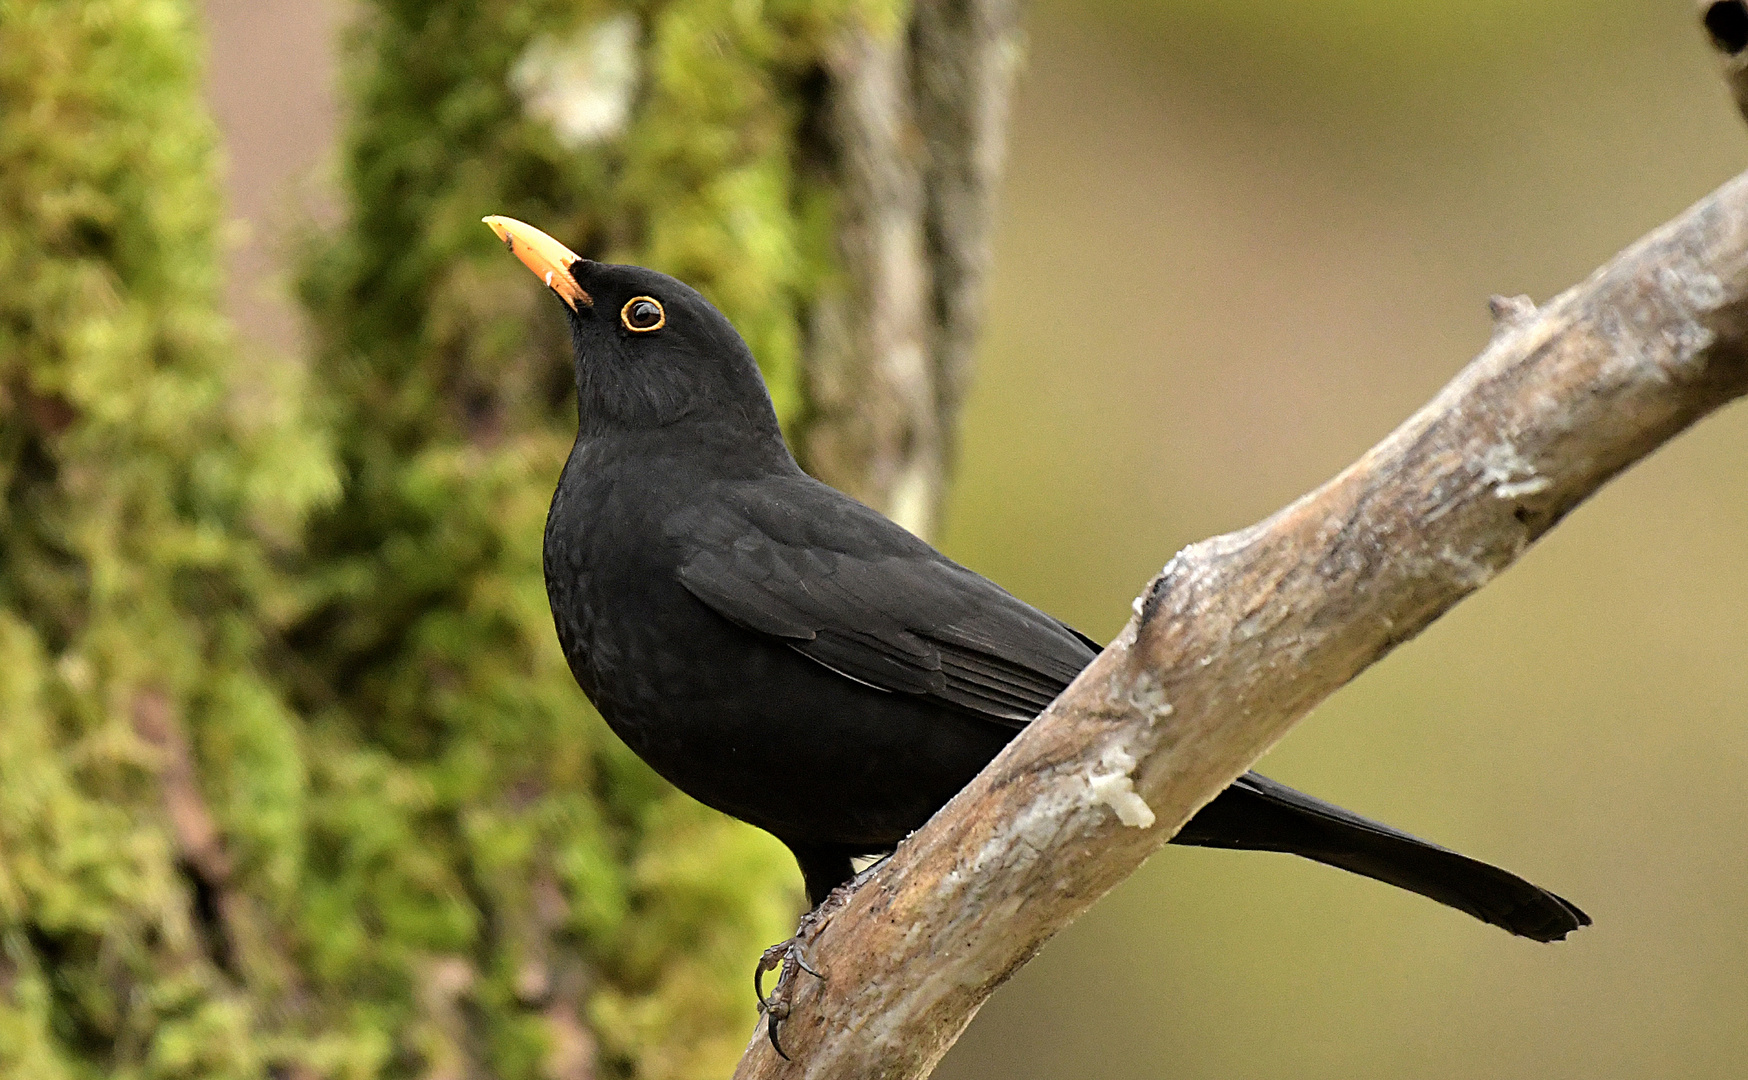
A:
[753,927,819,1009]
[755,899,835,1060]
[756,857,887,1057]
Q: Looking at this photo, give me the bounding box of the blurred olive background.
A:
[206,2,1748,1078]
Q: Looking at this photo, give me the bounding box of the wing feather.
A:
[671,476,1095,728]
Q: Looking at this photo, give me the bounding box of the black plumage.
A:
[495,218,1588,944]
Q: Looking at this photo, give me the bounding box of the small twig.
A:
[732,166,1748,1079]
[131,690,238,967]
[414,955,481,1080]
[131,689,315,1061]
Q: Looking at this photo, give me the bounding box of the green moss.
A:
[290,0,904,1076]
[0,1,335,1076]
[3,0,911,1073]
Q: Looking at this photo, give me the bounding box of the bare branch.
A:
[733,167,1748,1079]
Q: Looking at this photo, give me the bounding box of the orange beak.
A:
[482,215,590,310]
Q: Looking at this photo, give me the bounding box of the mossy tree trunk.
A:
[0,0,1016,1076]
[1,2,335,1076]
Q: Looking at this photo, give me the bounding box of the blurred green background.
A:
[204,1,1748,1078]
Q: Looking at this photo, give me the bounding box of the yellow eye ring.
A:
[621,296,666,332]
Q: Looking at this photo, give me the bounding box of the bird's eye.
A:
[621,296,665,332]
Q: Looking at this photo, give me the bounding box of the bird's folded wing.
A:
[671,479,1096,727]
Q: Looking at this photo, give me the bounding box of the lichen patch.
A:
[1085,745,1156,828]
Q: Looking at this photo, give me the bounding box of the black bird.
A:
[485,216,1589,948]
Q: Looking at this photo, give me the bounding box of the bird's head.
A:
[484,215,783,441]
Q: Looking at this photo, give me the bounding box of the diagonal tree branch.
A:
[733,162,1748,1079]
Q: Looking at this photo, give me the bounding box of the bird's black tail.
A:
[1172,772,1590,942]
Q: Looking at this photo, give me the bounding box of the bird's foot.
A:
[754,936,817,1059]
[755,906,832,1060]
[755,865,880,1058]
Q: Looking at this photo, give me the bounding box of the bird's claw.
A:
[766,1008,790,1060]
[756,933,824,1058]
[753,938,788,1006]
[756,935,823,999]
[791,950,822,979]
[756,893,852,1058]
[753,858,888,1056]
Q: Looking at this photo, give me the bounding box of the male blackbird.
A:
[485,216,1589,947]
